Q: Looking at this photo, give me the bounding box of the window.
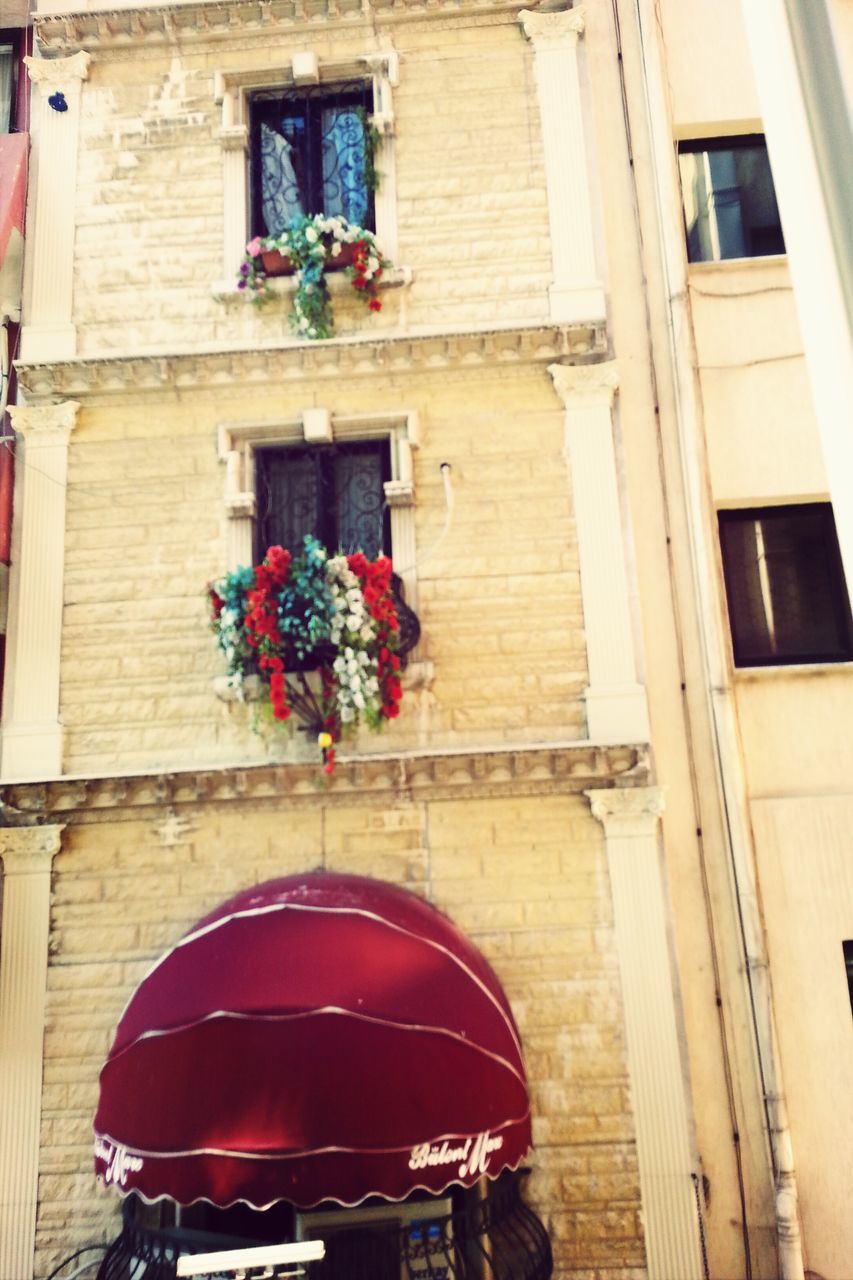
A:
[844,941,853,1021]
[679,135,785,263]
[718,504,853,666]
[0,36,16,133]
[250,82,375,237]
[255,440,391,561]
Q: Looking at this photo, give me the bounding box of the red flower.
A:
[368,298,382,312]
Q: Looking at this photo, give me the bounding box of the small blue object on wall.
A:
[48,91,68,113]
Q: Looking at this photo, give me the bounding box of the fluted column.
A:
[587,788,703,1280]
[2,401,79,780]
[220,121,249,283]
[519,8,605,323]
[549,362,649,742]
[0,825,64,1280]
[20,52,90,362]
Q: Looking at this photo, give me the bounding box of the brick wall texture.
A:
[20,8,645,1280]
[36,793,644,1280]
[60,364,588,776]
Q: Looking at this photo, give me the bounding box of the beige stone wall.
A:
[35,790,643,1279]
[59,363,588,775]
[70,18,551,357]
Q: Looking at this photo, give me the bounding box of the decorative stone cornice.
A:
[36,0,534,54]
[519,7,585,46]
[16,323,607,402]
[586,785,665,836]
[0,743,650,819]
[0,823,64,873]
[548,360,619,409]
[8,400,80,442]
[24,50,90,93]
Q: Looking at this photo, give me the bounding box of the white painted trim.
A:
[218,409,420,607]
[519,8,606,324]
[586,788,704,1280]
[0,825,64,1280]
[20,53,90,363]
[549,361,649,743]
[1,401,79,781]
[215,50,400,278]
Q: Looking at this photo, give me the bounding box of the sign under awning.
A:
[93,872,532,1209]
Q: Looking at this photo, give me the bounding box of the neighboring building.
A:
[0,3,850,1280]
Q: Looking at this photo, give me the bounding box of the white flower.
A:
[353,691,365,709]
[347,614,361,631]
[368,257,379,273]
[350,676,362,691]
[305,227,318,243]
[340,706,355,723]
[360,624,373,643]
[331,242,342,257]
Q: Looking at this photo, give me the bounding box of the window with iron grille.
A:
[255,441,391,562]
[249,82,375,238]
[678,135,785,263]
[718,504,853,666]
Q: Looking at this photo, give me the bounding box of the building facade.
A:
[0,1,850,1278]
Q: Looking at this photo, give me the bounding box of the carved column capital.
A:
[9,400,80,445]
[0,824,64,875]
[519,7,585,46]
[586,786,666,836]
[549,361,619,409]
[25,51,91,96]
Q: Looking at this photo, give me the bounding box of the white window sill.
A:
[212,265,413,303]
[687,254,788,274]
[734,660,853,682]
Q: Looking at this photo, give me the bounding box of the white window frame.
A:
[217,407,419,610]
[213,50,399,289]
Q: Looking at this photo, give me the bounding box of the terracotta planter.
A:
[260,249,295,277]
[325,241,359,272]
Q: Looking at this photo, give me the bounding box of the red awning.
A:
[93,873,532,1209]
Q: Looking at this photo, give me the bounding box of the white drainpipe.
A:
[618,1,807,1275]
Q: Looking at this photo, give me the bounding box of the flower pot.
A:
[325,242,360,272]
[260,249,295,277]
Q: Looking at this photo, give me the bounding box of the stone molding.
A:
[586,784,665,836]
[36,0,529,52]
[15,322,607,401]
[8,400,79,442]
[0,823,64,1280]
[24,49,90,93]
[518,7,585,46]
[518,5,604,325]
[0,743,650,819]
[549,359,619,408]
[0,824,64,873]
[586,784,704,1278]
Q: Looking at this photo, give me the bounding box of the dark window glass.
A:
[844,942,853,1020]
[718,504,853,666]
[678,135,785,263]
[255,441,390,560]
[0,39,15,134]
[250,82,374,237]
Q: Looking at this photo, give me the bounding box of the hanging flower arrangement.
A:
[237,214,387,340]
[208,537,408,773]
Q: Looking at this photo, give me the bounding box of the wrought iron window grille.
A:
[92,1171,552,1280]
[250,81,376,239]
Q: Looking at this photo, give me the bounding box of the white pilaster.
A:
[0,825,64,1280]
[549,362,649,743]
[2,401,79,781]
[20,52,90,362]
[587,788,703,1280]
[220,119,249,283]
[519,8,605,324]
